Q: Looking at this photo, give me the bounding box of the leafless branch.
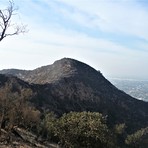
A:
[0,0,27,42]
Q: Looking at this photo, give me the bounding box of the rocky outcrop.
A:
[0,128,60,148]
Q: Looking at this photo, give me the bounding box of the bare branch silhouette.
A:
[0,0,27,42]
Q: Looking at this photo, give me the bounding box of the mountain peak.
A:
[29,58,80,84]
[53,58,101,76]
[0,58,103,84]
[32,58,104,84]
[52,58,78,75]
[52,58,92,73]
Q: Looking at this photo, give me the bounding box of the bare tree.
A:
[0,0,27,42]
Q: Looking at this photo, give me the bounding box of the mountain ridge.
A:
[0,58,102,84]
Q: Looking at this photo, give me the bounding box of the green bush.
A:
[52,111,115,148]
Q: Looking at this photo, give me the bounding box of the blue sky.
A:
[0,0,148,79]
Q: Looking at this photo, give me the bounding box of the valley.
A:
[110,78,148,102]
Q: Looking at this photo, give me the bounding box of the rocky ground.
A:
[0,128,60,148]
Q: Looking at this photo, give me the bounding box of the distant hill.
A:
[0,58,148,133]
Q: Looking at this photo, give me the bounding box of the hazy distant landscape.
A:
[110,78,148,102]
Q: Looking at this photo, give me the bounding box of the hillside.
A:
[0,58,148,132]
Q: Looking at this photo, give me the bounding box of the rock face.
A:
[0,58,148,131]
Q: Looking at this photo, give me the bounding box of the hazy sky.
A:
[0,0,148,79]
